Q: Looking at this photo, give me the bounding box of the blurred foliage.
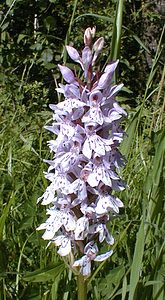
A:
[0,0,164,102]
[0,0,165,299]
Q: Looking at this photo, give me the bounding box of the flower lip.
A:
[80,169,90,181]
[89,90,103,105]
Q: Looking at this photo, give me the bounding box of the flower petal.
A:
[57,238,71,256]
[62,213,76,231]
[75,216,89,240]
[82,138,92,159]
[94,250,113,262]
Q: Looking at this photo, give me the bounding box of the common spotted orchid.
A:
[37,27,127,278]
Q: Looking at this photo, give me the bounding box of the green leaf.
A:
[43,62,56,70]
[145,280,164,287]
[1,22,9,32]
[30,43,43,51]
[44,16,56,31]
[6,0,13,6]
[23,262,65,282]
[19,216,34,230]
[17,34,27,44]
[41,48,53,63]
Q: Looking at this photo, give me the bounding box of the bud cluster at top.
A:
[37,27,127,277]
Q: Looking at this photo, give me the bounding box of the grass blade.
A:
[122,275,127,300]
[110,0,124,62]
[62,0,79,64]
[120,108,140,158]
[128,218,144,300]
[74,13,113,23]
[0,191,16,240]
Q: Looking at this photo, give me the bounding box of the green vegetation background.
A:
[0,0,164,299]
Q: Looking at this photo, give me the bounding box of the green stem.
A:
[77,274,87,300]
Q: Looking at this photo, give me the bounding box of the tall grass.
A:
[0,0,164,299]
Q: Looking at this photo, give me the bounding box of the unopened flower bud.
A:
[66,45,80,62]
[93,37,104,53]
[82,46,92,79]
[92,37,104,64]
[91,26,96,38]
[58,64,76,84]
[84,26,96,46]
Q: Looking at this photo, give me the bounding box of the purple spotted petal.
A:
[57,237,72,256]
[75,216,89,240]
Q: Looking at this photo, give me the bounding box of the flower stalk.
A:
[77,274,87,300]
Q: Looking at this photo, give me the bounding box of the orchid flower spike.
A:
[37,27,127,278]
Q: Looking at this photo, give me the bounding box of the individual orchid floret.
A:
[71,178,87,201]
[105,82,124,99]
[82,130,113,160]
[37,207,76,240]
[89,223,114,245]
[74,204,98,240]
[103,102,127,124]
[86,158,119,188]
[37,27,127,278]
[88,90,103,106]
[55,83,81,99]
[66,46,85,72]
[51,98,86,115]
[73,241,113,277]
[95,192,124,215]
